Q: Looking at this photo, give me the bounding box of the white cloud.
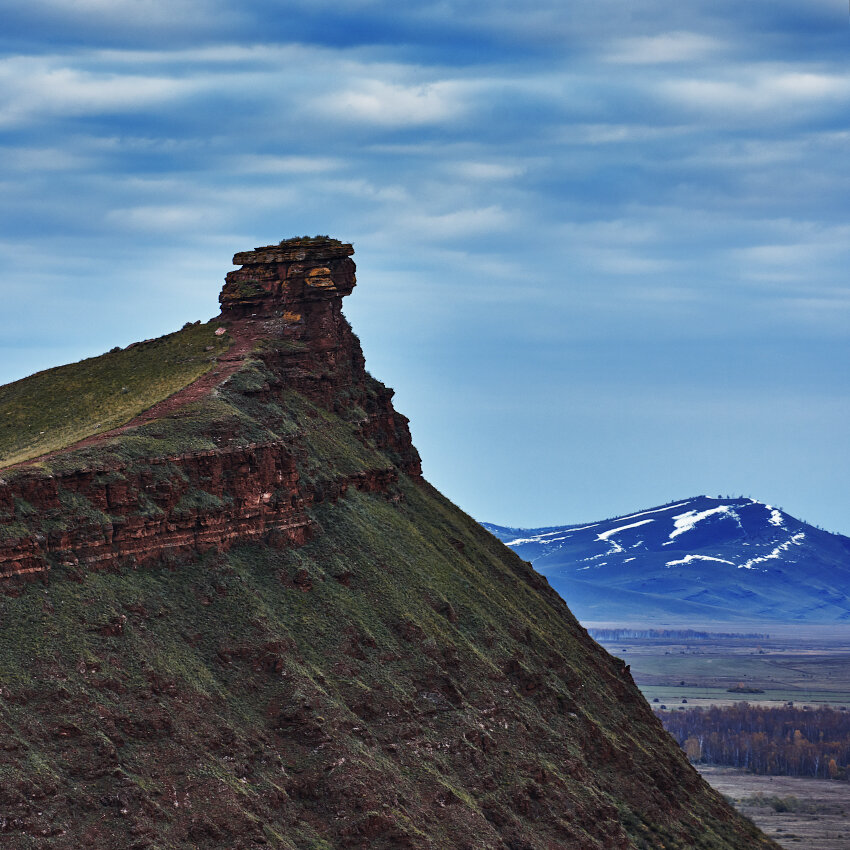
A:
[728,224,850,289]
[661,69,850,115]
[318,79,467,126]
[393,205,510,240]
[0,58,200,127]
[232,155,343,175]
[563,123,690,144]
[105,204,226,232]
[449,161,526,180]
[606,32,723,65]
[736,243,816,266]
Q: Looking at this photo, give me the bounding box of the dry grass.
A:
[699,766,850,849]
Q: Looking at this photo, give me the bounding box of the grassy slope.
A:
[0,357,777,849]
[0,322,232,469]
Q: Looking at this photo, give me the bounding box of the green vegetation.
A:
[277,235,339,246]
[0,321,232,468]
[0,475,772,847]
[744,795,803,813]
[0,332,775,848]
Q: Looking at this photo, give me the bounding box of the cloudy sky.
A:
[2,0,849,534]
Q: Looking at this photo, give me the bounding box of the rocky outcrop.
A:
[224,237,421,475]
[220,237,356,319]
[0,237,419,582]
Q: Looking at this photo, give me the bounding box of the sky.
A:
[1,0,849,535]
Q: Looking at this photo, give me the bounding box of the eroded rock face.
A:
[0,444,407,580]
[0,237,419,581]
[220,237,356,320]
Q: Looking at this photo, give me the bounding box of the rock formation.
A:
[0,237,419,581]
[0,238,776,849]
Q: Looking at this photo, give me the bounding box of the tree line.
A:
[589,628,770,641]
[659,703,850,779]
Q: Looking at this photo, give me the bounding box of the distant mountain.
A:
[484,496,850,623]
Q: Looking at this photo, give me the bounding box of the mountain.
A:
[0,240,775,849]
[485,496,850,624]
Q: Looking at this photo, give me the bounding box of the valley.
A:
[596,629,850,848]
[589,626,850,710]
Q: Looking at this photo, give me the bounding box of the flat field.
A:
[588,624,850,710]
[698,766,850,850]
[588,625,850,847]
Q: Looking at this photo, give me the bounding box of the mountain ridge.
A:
[485,495,850,623]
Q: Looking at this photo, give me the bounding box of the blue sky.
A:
[2,0,849,534]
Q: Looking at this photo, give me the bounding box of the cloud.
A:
[0,146,94,172]
[660,69,850,116]
[448,161,526,180]
[605,32,724,65]
[232,155,343,175]
[318,79,468,127]
[392,205,510,241]
[5,0,236,42]
[105,204,227,232]
[0,57,200,128]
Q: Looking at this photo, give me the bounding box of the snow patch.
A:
[596,519,654,554]
[597,519,655,541]
[665,554,735,568]
[504,521,601,547]
[768,508,784,527]
[504,533,567,546]
[665,505,742,544]
[738,532,805,570]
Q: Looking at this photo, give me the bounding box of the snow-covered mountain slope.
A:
[484,496,850,623]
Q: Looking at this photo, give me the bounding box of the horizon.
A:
[2,0,848,536]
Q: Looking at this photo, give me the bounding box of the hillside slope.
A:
[485,496,850,623]
[0,240,775,849]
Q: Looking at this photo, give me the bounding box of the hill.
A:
[0,240,775,848]
[485,496,850,623]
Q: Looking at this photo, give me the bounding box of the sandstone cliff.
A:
[0,238,776,849]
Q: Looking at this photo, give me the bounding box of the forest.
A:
[589,628,769,641]
[659,704,850,779]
